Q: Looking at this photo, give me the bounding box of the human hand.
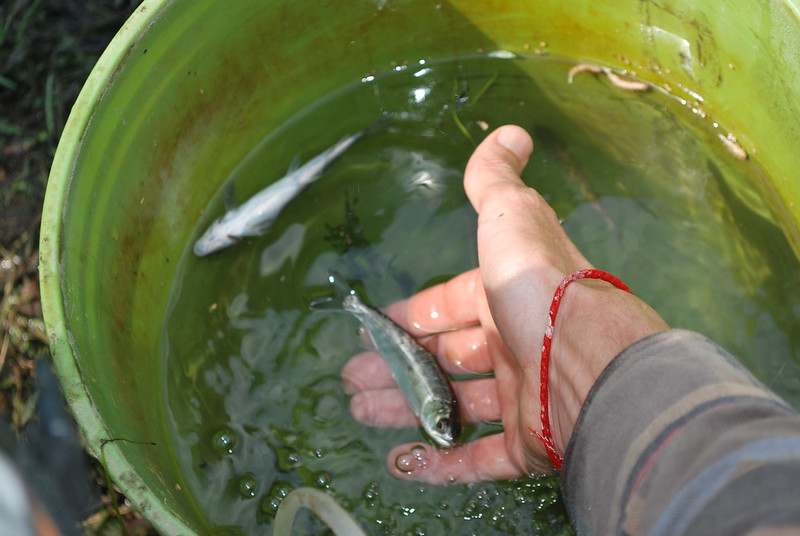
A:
[342,125,668,482]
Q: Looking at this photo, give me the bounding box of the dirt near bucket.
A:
[0,0,156,534]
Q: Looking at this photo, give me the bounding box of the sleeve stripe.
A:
[647,436,800,536]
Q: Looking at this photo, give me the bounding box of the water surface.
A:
[163,54,800,535]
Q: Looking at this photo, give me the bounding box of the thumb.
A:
[462,125,592,359]
[463,124,588,279]
[464,125,534,213]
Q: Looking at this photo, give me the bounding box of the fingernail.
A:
[496,125,533,160]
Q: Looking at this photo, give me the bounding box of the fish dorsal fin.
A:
[223,181,237,211]
[246,216,276,236]
[287,154,302,173]
[309,271,357,311]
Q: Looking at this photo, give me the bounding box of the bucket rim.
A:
[38,0,193,533]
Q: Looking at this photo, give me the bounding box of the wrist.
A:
[548,279,668,455]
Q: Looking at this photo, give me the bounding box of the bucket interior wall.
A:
[40,0,800,533]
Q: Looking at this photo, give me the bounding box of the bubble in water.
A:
[395,453,416,473]
[410,523,427,536]
[271,480,293,499]
[276,447,301,471]
[260,496,282,514]
[460,498,480,519]
[401,505,416,516]
[434,498,449,520]
[238,474,257,499]
[513,487,530,506]
[260,480,293,513]
[314,471,332,488]
[211,427,237,454]
[362,481,379,506]
[410,444,427,460]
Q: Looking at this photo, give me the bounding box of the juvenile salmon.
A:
[314,271,461,448]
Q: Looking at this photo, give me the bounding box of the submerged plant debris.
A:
[324,190,371,255]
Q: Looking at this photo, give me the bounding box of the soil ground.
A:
[1,1,158,534]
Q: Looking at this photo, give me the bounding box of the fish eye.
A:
[436,418,447,431]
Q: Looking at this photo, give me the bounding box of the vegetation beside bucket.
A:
[0,0,155,533]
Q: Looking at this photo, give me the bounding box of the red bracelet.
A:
[530,269,632,470]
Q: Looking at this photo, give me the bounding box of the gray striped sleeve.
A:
[561,329,800,535]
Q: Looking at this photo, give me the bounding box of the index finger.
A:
[383,268,483,337]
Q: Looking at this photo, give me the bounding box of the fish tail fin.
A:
[309,270,355,311]
[361,111,393,137]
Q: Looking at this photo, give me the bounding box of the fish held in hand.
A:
[312,271,461,448]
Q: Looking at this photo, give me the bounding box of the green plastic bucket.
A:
[40,0,800,533]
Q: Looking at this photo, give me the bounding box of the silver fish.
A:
[314,271,461,448]
[193,121,381,257]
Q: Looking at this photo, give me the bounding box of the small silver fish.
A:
[313,271,461,448]
[193,119,385,257]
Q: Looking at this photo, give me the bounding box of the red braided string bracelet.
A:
[530,269,632,470]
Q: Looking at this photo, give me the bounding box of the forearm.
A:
[561,330,800,534]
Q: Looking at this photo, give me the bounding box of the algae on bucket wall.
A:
[40,0,800,534]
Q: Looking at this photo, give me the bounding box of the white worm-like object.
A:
[603,70,650,91]
[718,133,748,160]
[273,487,366,536]
[567,63,604,83]
[567,63,650,91]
